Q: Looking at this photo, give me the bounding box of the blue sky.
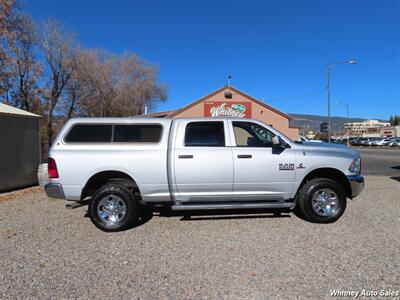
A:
[26,0,400,119]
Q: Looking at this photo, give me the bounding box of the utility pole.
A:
[328,63,331,143]
[344,103,349,146]
[336,101,349,140]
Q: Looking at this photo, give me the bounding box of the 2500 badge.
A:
[279,163,294,171]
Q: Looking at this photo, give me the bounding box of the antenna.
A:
[227,75,232,87]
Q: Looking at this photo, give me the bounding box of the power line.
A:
[289,87,327,112]
[267,65,328,102]
[356,54,400,62]
[264,54,399,103]
[268,86,327,102]
[290,64,328,95]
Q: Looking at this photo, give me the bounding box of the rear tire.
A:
[296,178,346,223]
[89,184,138,232]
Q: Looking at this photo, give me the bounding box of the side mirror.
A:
[272,136,289,148]
[272,136,281,147]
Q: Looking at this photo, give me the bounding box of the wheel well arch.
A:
[81,170,140,200]
[296,168,352,198]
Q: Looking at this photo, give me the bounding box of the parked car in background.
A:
[366,137,381,146]
[359,138,371,146]
[386,138,393,146]
[356,138,365,146]
[388,138,400,147]
[332,138,349,145]
[373,138,391,146]
[348,137,356,144]
[37,163,49,187]
[349,137,360,146]
[297,136,308,143]
[297,135,323,143]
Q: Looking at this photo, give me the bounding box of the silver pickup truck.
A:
[44,117,364,231]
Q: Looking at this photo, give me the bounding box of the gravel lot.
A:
[1,150,399,299]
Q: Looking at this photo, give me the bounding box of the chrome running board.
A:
[171,202,294,211]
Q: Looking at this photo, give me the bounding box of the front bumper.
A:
[347,175,364,198]
[44,183,65,199]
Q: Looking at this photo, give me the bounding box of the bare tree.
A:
[0,1,42,113]
[0,0,16,38]
[72,51,167,117]
[9,15,42,113]
[40,18,77,146]
[1,1,168,161]
[63,49,97,118]
[85,51,117,117]
[0,0,17,98]
[117,53,167,115]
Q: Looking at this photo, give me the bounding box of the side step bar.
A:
[171,202,294,211]
[65,201,87,209]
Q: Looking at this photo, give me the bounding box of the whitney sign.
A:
[204,101,252,118]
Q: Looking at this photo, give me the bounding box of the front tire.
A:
[296,178,347,223]
[89,184,138,232]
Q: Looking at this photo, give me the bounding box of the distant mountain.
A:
[288,113,388,134]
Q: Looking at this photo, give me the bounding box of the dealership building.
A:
[344,119,392,137]
[380,125,400,138]
[148,85,299,140]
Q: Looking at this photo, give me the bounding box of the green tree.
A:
[394,115,400,126]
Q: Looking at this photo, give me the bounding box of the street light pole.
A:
[327,60,357,143]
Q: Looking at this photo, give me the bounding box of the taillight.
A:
[48,157,59,179]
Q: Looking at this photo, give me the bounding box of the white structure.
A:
[380,125,400,137]
[305,130,316,139]
[344,120,390,136]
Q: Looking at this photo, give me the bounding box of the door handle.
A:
[178,155,194,159]
[237,154,252,159]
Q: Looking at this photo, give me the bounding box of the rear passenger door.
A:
[173,121,234,201]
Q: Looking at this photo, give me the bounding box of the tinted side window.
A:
[185,122,225,147]
[233,121,275,147]
[114,125,162,143]
[65,124,112,143]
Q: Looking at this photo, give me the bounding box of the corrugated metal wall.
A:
[0,114,41,192]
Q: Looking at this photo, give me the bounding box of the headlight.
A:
[348,158,361,173]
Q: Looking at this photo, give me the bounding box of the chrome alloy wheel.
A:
[311,188,339,217]
[97,194,127,225]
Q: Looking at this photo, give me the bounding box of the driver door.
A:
[229,121,296,201]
